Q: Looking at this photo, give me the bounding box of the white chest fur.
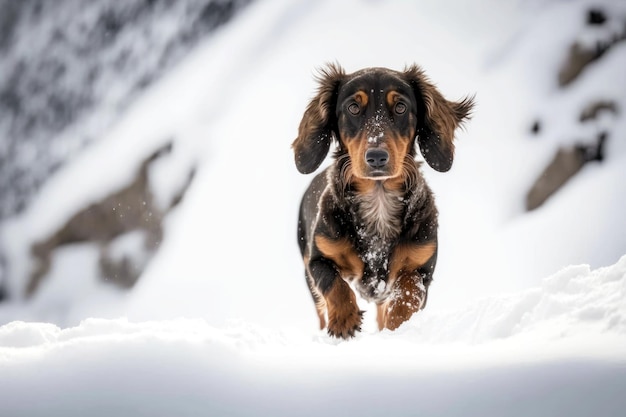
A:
[358,184,403,240]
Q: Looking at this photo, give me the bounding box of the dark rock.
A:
[26,141,195,295]
[530,120,541,135]
[587,8,607,26]
[559,42,603,87]
[526,132,608,211]
[558,15,626,87]
[579,100,618,122]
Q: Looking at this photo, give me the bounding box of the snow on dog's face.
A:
[292,63,474,177]
[335,68,417,181]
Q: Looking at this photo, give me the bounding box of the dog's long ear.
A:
[292,63,345,174]
[404,64,475,172]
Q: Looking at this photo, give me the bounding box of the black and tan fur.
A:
[293,64,474,338]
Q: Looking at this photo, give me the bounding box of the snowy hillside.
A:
[0,0,251,218]
[1,0,626,415]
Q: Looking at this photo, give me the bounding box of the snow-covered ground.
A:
[2,257,626,416]
[1,0,626,415]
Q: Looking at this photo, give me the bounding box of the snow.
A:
[1,257,626,416]
[1,0,626,415]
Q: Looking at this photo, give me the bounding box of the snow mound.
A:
[411,256,626,351]
[1,256,625,416]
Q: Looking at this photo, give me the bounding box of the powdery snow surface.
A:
[2,0,626,414]
[1,257,626,416]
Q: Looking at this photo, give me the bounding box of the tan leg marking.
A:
[314,235,364,280]
[378,241,436,330]
[324,277,363,339]
[389,241,436,281]
[377,274,426,331]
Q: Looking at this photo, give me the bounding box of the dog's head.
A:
[292,64,474,177]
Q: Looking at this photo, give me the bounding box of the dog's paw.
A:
[324,279,363,339]
[382,302,419,331]
[379,283,425,331]
[327,307,364,339]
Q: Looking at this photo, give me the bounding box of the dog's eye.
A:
[394,102,407,115]
[347,102,360,115]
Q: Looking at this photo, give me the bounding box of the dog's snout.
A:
[365,149,389,169]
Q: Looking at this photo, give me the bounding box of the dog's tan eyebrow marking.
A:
[386,90,408,107]
[354,90,368,107]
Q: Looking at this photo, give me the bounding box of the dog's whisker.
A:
[337,153,353,192]
[402,156,419,189]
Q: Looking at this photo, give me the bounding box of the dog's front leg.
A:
[309,236,364,338]
[378,240,437,331]
[377,272,426,331]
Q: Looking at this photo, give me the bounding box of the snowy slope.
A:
[0,0,251,218]
[1,0,626,414]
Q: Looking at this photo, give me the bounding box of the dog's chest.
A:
[350,186,406,299]
[355,185,404,239]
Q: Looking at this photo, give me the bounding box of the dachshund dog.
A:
[292,64,474,338]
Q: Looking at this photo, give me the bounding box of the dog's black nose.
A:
[365,149,389,168]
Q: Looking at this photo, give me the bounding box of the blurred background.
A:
[0,0,624,329]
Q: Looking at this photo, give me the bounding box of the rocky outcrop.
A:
[558,8,626,87]
[526,6,623,211]
[26,142,195,296]
[526,132,607,211]
[527,97,617,211]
